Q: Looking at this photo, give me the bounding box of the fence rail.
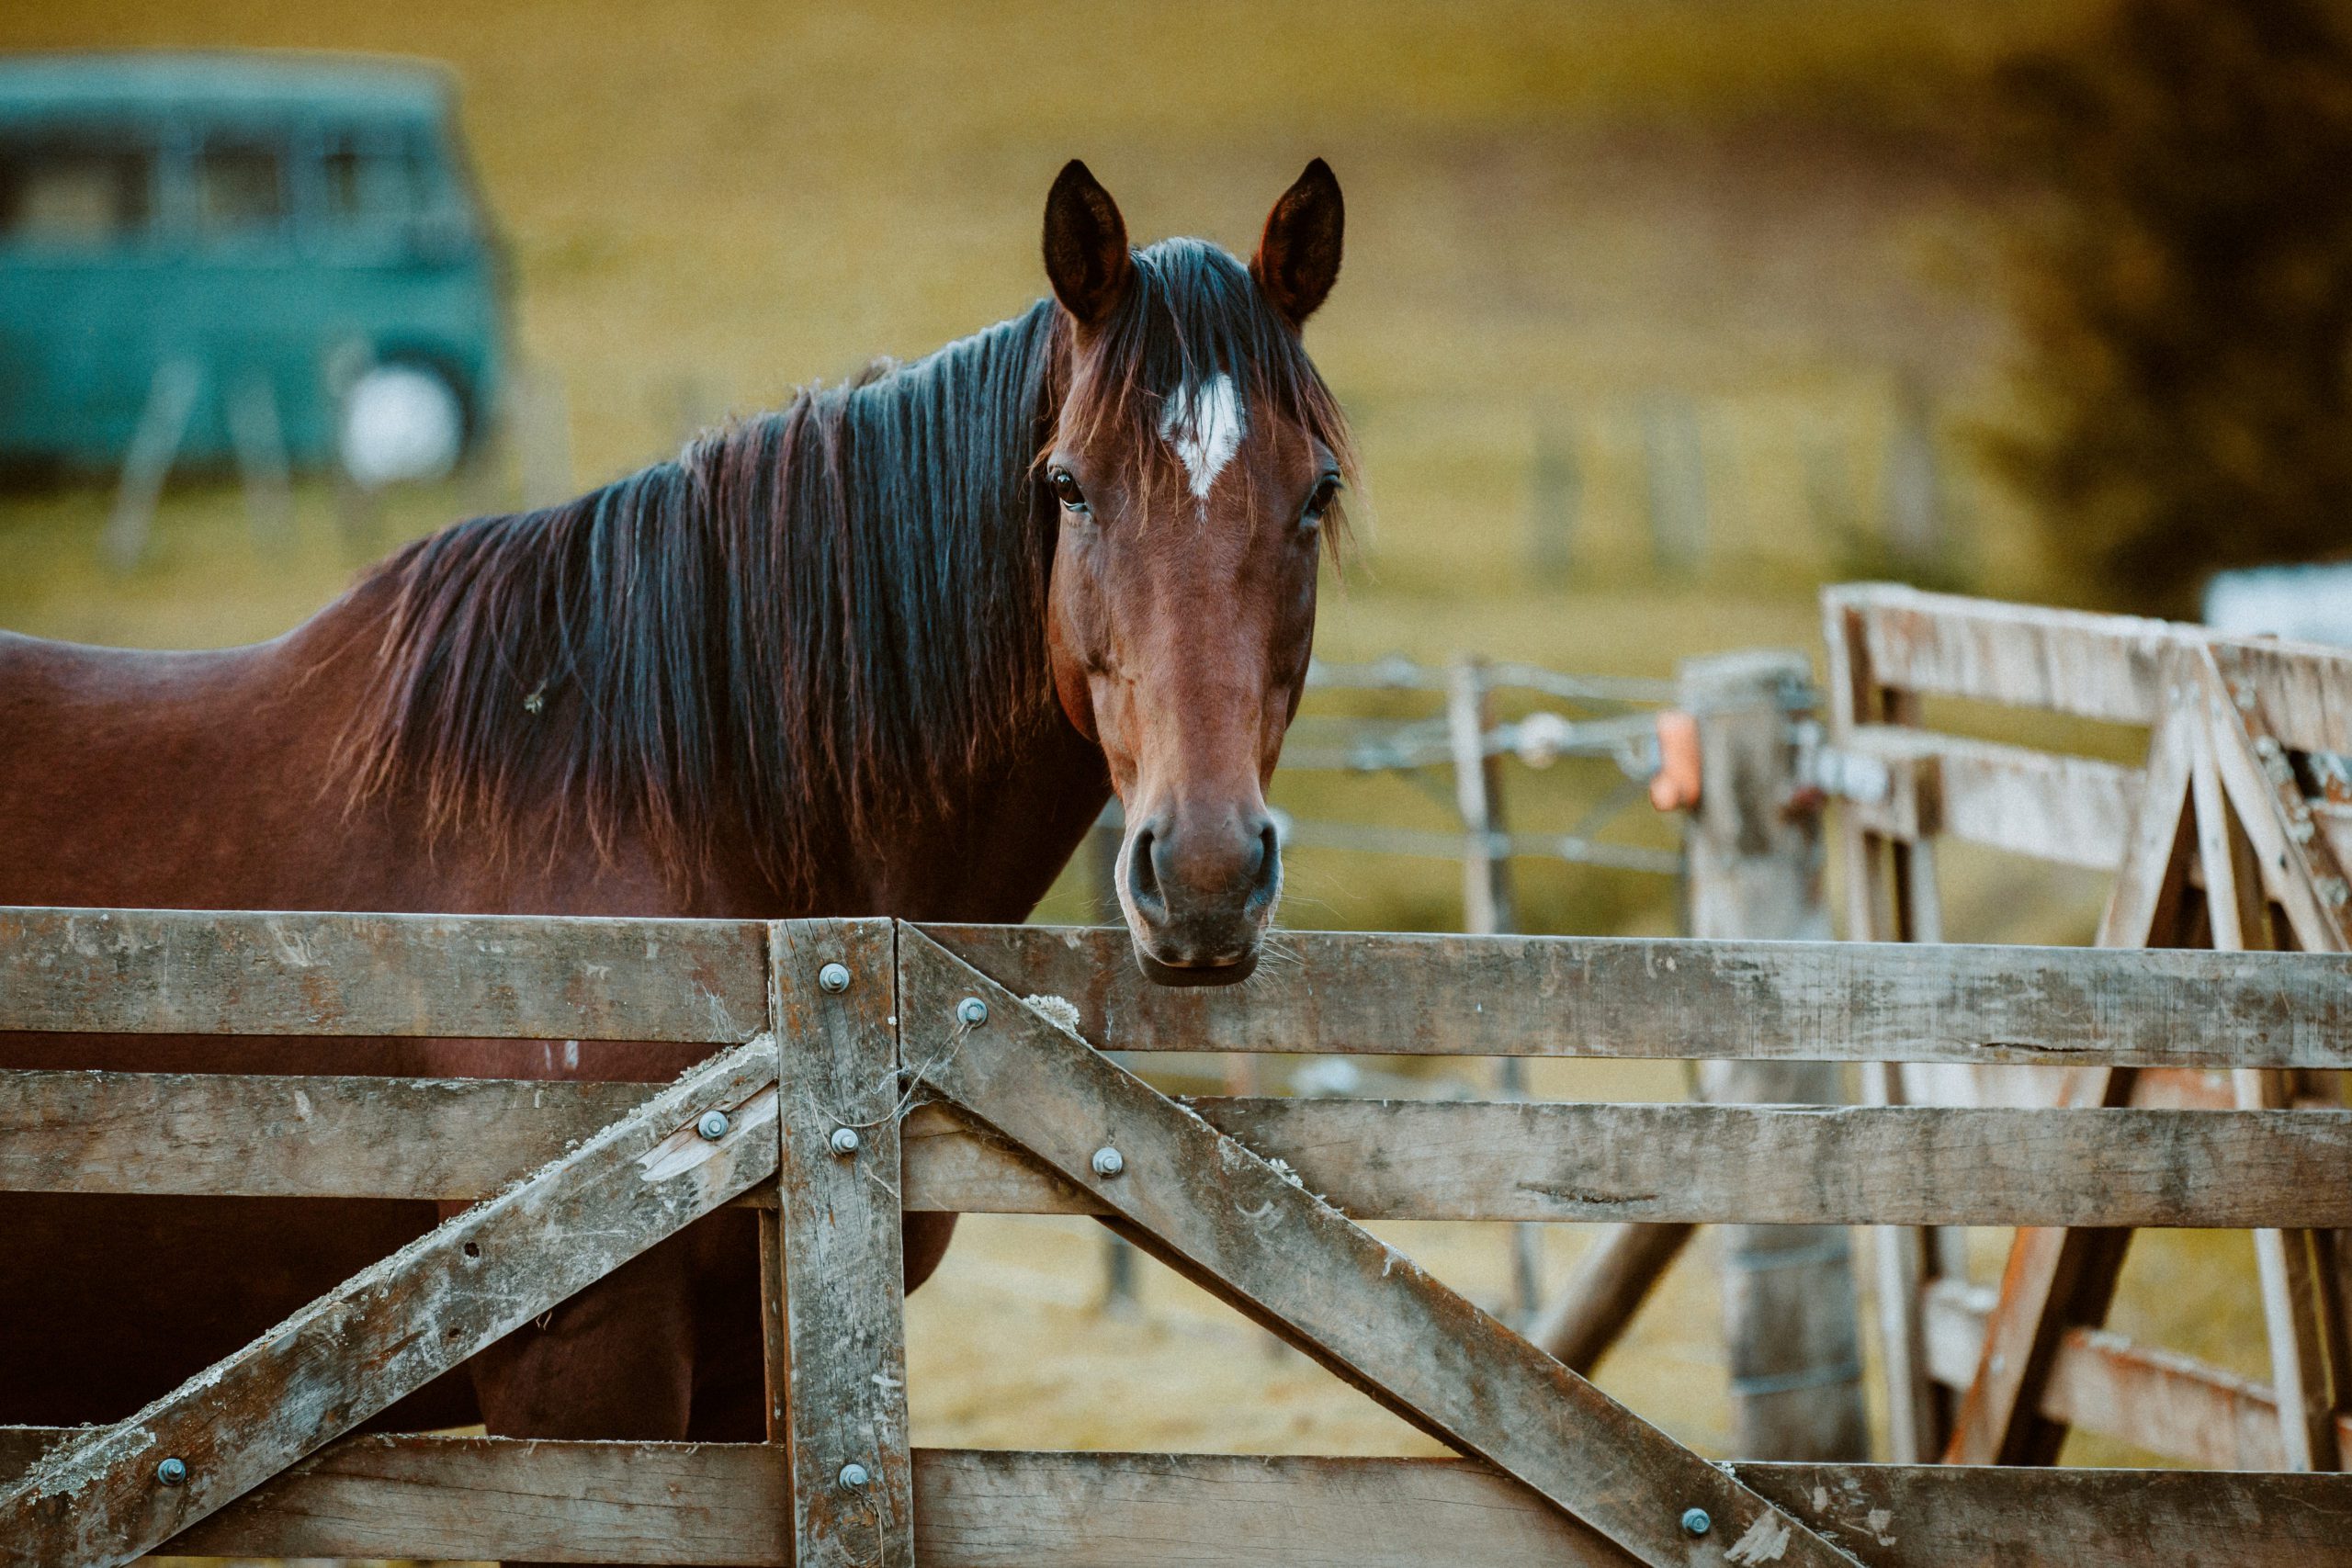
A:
[6,902,2351,1564]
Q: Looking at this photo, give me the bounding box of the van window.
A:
[0,138,154,246]
[320,130,430,226]
[196,141,286,236]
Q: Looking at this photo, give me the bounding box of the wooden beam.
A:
[0,906,764,1041]
[1823,595,1943,1465]
[1841,726,2140,871]
[1529,1222,1695,1372]
[1924,1280,2352,1472]
[896,930,1849,1568]
[19,1073,2347,1228]
[1826,582,2352,750]
[771,920,912,1568]
[1940,703,2200,1466]
[920,922,2352,1069]
[4,1432,2350,1567]
[904,1097,2352,1228]
[0,1034,781,1567]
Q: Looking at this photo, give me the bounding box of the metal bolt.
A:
[818,962,852,994]
[1680,1506,1711,1538]
[696,1109,731,1141]
[156,1457,188,1487]
[838,1461,870,1491]
[957,996,989,1027]
[830,1125,863,1157]
[1091,1145,1125,1179]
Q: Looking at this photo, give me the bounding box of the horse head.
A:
[1038,159,1351,986]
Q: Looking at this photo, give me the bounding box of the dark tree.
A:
[1989,0,2352,615]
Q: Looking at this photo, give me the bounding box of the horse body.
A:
[0,159,1347,1567]
[0,584,1099,1439]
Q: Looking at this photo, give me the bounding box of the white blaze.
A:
[1159,374,1246,501]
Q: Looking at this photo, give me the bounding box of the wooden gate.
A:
[1826,583,2352,1472]
[5,905,2352,1563]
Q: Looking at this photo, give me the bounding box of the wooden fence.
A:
[1825,581,2352,1473]
[5,904,2352,1564]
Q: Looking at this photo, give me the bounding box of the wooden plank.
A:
[771,919,912,1568]
[1828,582,2352,750]
[900,1096,2352,1228]
[1939,704,2201,1465]
[898,930,1848,1568]
[1530,1221,1694,1372]
[0,1032,780,1567]
[1925,1279,2352,1472]
[2202,645,2352,953]
[0,905,765,1041]
[21,1074,2346,1229]
[922,922,2352,1069]
[0,1067,657,1199]
[2192,707,2346,1472]
[5,1432,2350,1567]
[1842,726,2140,871]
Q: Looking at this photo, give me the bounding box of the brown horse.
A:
[0,160,1350,1562]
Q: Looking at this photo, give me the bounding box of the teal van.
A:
[0,51,506,479]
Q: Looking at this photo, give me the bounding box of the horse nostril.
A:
[1126,826,1170,922]
[1248,818,1281,905]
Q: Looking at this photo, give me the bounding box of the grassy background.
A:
[3,0,2272,1515]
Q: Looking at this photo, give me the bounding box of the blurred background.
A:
[7,0,2346,1537]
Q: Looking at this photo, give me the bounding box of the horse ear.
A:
[1043,160,1134,328]
[1252,159,1343,325]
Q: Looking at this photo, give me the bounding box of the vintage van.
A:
[0,51,506,481]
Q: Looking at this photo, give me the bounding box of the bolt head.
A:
[695,1109,731,1141]
[818,962,852,994]
[1680,1506,1711,1538]
[957,996,989,1027]
[156,1456,188,1487]
[838,1461,870,1491]
[830,1125,863,1157]
[1091,1145,1125,1179]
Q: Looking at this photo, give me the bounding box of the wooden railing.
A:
[4,908,2351,1563]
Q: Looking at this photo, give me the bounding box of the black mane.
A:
[338,241,1351,895]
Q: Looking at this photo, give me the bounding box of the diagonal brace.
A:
[0,1035,781,1568]
[896,927,1854,1568]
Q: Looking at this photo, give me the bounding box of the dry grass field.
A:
[0,6,2279,1554]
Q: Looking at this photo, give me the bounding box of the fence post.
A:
[1446,657,1543,1326]
[1681,649,1869,1461]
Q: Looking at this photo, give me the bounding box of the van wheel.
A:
[339,362,465,487]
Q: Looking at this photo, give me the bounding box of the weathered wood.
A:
[922,922,2352,1068]
[1925,1279,2352,1472]
[899,931,1848,1568]
[1679,650,1864,1462]
[0,905,765,1041]
[5,1432,2350,1567]
[772,919,912,1568]
[1841,726,2139,871]
[2201,645,2352,954]
[1828,581,2352,750]
[23,1074,2346,1228]
[0,1067,658,1199]
[2193,721,2348,1472]
[1815,594,1928,1466]
[1531,1222,1695,1372]
[896,1096,2352,1227]
[0,1034,781,1567]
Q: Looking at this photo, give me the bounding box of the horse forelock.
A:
[1059,238,1358,532]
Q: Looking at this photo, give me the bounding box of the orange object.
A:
[1649,710,1702,812]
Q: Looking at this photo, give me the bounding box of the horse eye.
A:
[1302,475,1341,525]
[1050,468,1089,513]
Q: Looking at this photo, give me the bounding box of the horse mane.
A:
[336,240,1352,897]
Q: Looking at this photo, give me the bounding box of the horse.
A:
[0,158,1351,1564]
